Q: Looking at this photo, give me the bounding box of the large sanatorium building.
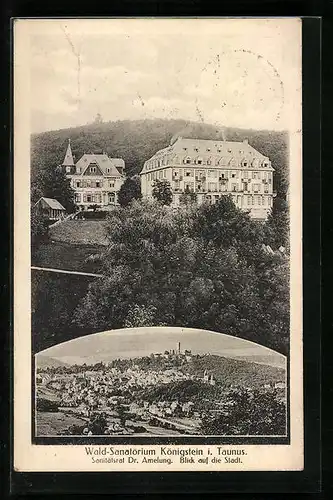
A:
[140,136,275,220]
[62,140,125,209]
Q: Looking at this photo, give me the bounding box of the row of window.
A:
[146,169,272,181]
[74,192,116,203]
[73,180,116,188]
[173,181,271,194]
[66,165,117,175]
[145,156,270,170]
[180,193,272,207]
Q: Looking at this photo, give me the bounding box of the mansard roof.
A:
[74,154,125,177]
[141,136,272,173]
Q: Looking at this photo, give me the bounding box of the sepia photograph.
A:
[14,17,303,471]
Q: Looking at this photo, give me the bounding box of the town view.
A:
[36,341,286,437]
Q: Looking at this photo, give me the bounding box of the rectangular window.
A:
[76,181,80,188]
[96,181,101,188]
[74,193,81,203]
[243,171,248,179]
[185,169,193,177]
[247,195,251,205]
[66,166,71,173]
[86,180,91,187]
[208,182,217,192]
[231,183,237,192]
[90,166,96,173]
[258,196,262,205]
[252,172,257,179]
[185,182,194,191]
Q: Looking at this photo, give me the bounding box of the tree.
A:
[200,389,286,435]
[118,176,142,207]
[152,179,173,206]
[264,197,289,250]
[73,199,289,354]
[31,209,49,246]
[124,304,158,328]
[179,186,197,206]
[31,155,75,212]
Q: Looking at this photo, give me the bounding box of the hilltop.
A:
[37,355,70,369]
[31,118,289,197]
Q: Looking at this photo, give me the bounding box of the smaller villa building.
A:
[61,140,125,209]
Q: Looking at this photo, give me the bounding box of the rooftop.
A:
[141,136,271,173]
[36,197,66,210]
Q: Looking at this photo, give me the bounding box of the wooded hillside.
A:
[31,119,289,198]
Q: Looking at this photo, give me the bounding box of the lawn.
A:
[50,220,109,246]
[32,241,105,273]
[36,411,87,436]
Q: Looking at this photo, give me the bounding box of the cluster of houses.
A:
[34,136,276,222]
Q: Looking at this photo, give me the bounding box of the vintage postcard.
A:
[14,17,303,472]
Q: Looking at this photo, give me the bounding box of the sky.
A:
[37,327,286,369]
[28,19,301,134]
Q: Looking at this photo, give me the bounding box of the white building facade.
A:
[62,140,125,209]
[140,137,275,220]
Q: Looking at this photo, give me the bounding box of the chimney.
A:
[177,342,181,354]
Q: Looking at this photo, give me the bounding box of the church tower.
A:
[62,139,75,174]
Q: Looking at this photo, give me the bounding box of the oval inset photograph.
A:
[35,327,287,438]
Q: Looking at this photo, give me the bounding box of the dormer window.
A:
[106,168,110,173]
[206,148,211,152]
[183,147,187,151]
[184,156,191,164]
[197,158,203,165]
[194,148,199,152]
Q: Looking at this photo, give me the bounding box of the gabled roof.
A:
[62,140,74,166]
[75,154,125,177]
[38,197,66,210]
